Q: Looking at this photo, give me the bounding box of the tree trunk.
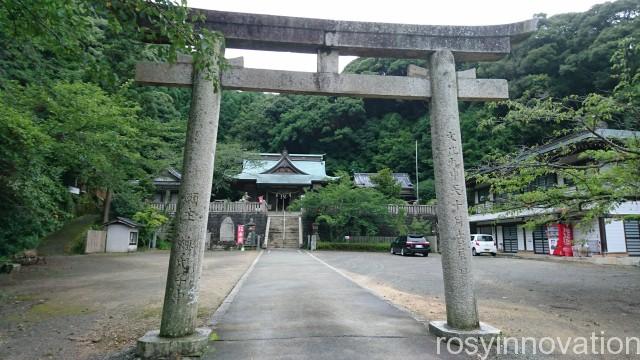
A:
[102,188,113,224]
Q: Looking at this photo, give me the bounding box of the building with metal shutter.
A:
[467,128,640,257]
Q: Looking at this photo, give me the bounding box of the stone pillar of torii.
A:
[135,9,536,358]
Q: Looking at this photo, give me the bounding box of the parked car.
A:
[470,234,497,256]
[390,234,431,257]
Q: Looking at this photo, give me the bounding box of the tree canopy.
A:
[291,173,403,239]
[1,0,639,255]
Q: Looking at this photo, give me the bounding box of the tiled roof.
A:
[353,172,414,189]
[235,153,333,185]
[515,129,640,160]
[105,217,142,228]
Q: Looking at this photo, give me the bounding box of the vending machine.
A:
[547,224,573,256]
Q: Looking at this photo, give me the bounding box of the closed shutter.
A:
[533,226,549,255]
[502,225,518,253]
[624,220,640,257]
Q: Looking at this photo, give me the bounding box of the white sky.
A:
[188,0,609,72]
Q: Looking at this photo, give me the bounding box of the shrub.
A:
[316,242,389,252]
[156,239,172,250]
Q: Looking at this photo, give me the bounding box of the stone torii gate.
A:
[135,9,536,358]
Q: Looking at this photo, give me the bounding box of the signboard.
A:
[237,225,245,245]
[547,225,559,255]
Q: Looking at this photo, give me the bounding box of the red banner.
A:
[237,225,245,245]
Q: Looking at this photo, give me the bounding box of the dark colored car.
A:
[390,234,431,257]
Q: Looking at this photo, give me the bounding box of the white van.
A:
[470,234,497,256]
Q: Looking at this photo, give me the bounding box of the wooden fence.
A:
[85,230,106,253]
[336,236,396,244]
[150,201,267,214]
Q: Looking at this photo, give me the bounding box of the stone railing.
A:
[150,201,267,214]
[209,201,267,213]
[387,204,437,216]
[150,202,177,213]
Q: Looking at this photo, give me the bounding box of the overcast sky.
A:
[188,0,610,72]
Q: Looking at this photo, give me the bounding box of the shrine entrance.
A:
[134,8,537,358]
[233,150,333,212]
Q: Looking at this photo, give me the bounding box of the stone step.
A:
[269,227,298,234]
[268,221,299,226]
[269,229,299,234]
[266,214,300,249]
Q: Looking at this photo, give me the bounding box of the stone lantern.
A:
[245,218,257,247]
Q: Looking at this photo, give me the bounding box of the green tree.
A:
[408,218,432,236]
[370,168,402,200]
[0,0,221,256]
[472,37,640,226]
[0,97,68,256]
[291,173,401,239]
[211,143,258,200]
[133,206,169,247]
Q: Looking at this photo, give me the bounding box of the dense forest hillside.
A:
[218,0,639,195]
[1,0,638,255]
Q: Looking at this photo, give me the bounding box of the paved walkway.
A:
[206,249,463,359]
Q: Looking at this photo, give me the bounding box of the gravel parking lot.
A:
[314,251,640,358]
[0,250,258,360]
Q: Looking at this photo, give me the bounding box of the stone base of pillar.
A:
[428,320,500,343]
[137,327,211,359]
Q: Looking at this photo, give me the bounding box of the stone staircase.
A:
[267,212,301,248]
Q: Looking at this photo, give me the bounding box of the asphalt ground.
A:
[206,249,465,359]
[313,251,640,359]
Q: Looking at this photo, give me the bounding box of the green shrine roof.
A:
[234,151,334,186]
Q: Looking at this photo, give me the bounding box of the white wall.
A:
[496,225,503,251]
[610,201,640,215]
[106,224,137,253]
[525,227,534,251]
[517,225,526,250]
[605,220,627,253]
[573,219,602,253]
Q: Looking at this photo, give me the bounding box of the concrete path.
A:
[206,250,463,359]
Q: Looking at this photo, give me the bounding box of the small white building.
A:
[105,217,141,252]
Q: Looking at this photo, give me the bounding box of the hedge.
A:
[316,242,389,252]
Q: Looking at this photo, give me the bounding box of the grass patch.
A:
[138,305,162,319]
[197,306,213,318]
[18,302,93,321]
[317,242,389,252]
[14,293,37,302]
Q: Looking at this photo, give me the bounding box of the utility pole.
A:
[415,140,420,204]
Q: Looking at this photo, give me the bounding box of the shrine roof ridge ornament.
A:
[196,9,538,61]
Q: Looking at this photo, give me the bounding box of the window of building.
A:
[129,231,138,246]
[494,192,508,204]
[528,174,557,191]
[563,176,575,187]
[477,188,490,203]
